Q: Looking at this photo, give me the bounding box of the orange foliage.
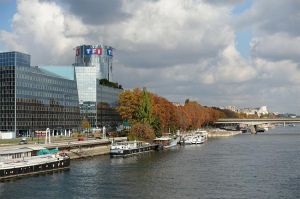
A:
[117,88,142,124]
[129,122,155,141]
[152,94,178,133]
[117,88,223,134]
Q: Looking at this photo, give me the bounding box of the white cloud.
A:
[238,0,300,64]
[1,0,300,113]
[251,33,300,63]
[0,0,87,65]
[255,58,300,84]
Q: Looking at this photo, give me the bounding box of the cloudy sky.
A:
[0,0,299,114]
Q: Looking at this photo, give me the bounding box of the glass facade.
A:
[75,67,97,103]
[15,66,80,132]
[1,47,122,135]
[0,52,80,136]
[0,51,30,67]
[0,66,15,131]
[74,44,122,128]
[96,85,122,127]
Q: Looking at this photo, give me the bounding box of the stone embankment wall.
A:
[207,130,242,137]
[67,145,110,159]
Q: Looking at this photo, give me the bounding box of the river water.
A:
[1,126,300,199]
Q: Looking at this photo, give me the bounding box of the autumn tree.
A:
[117,88,141,124]
[152,94,178,134]
[81,117,91,132]
[117,87,230,138]
[175,106,191,131]
[128,122,155,141]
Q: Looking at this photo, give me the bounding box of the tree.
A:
[184,98,190,104]
[136,88,153,125]
[117,88,142,124]
[152,94,178,134]
[81,117,91,132]
[152,116,161,137]
[128,122,155,141]
[117,87,230,138]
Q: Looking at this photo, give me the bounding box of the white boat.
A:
[184,134,204,145]
[110,140,157,157]
[195,130,208,140]
[153,136,180,149]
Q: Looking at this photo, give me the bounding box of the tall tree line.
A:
[117,88,226,140]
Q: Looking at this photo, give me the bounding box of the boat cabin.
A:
[153,137,172,146]
[0,148,33,161]
[111,141,147,150]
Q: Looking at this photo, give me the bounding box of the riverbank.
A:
[207,129,242,137]
[67,145,110,159]
[0,130,241,161]
[0,137,128,160]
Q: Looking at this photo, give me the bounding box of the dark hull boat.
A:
[0,154,70,181]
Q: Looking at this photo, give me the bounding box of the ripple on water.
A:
[1,127,300,198]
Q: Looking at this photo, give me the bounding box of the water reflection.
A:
[1,126,300,199]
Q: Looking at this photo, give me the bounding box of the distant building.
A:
[257,106,268,116]
[239,106,269,117]
[172,102,184,107]
[224,106,239,112]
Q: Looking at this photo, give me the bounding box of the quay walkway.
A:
[0,137,127,159]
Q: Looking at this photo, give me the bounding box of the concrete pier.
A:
[207,129,242,137]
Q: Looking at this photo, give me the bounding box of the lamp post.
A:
[100,83,102,129]
[64,94,67,136]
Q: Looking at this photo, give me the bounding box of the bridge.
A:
[215,118,300,125]
[215,118,300,134]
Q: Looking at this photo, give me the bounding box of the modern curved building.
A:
[74,45,122,128]
[73,44,113,81]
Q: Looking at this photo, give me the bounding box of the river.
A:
[1,126,300,199]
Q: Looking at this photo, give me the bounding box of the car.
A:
[19,138,28,144]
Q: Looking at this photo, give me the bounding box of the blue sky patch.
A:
[235,31,252,58]
[232,0,253,16]
[0,0,16,31]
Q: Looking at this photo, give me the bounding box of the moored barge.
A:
[0,153,70,181]
[110,141,157,158]
[153,136,180,149]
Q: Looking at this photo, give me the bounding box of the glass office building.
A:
[74,45,122,128]
[0,52,80,137]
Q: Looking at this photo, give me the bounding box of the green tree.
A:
[136,88,153,125]
[152,116,161,137]
[185,98,190,104]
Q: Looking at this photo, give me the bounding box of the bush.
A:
[72,132,84,138]
[128,122,155,141]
